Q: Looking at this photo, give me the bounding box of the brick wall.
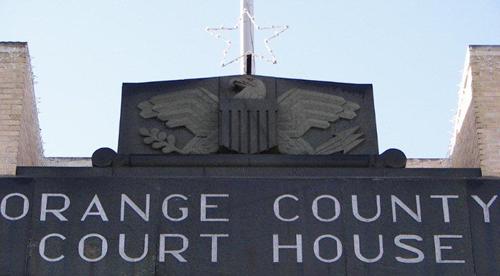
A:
[0,42,43,175]
[450,46,500,176]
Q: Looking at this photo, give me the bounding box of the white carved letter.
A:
[352,195,381,222]
[273,194,299,222]
[273,234,303,263]
[119,234,149,262]
[471,195,497,223]
[200,194,229,222]
[312,195,341,222]
[162,194,188,222]
[200,234,229,263]
[40,193,70,221]
[313,234,343,263]
[434,235,465,264]
[159,234,189,262]
[120,194,150,222]
[391,195,421,222]
[78,233,108,262]
[81,195,109,221]
[1,193,29,220]
[394,234,424,263]
[39,233,66,262]
[353,234,384,263]
[430,195,458,223]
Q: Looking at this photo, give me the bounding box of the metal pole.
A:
[240,0,255,75]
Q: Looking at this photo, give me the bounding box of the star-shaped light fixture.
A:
[206,0,288,74]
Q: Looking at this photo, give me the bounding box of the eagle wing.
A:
[277,88,364,154]
[137,88,218,154]
[138,88,218,136]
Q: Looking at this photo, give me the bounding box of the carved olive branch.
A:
[139,128,182,153]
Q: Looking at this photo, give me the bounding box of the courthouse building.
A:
[0,42,499,175]
[0,42,499,276]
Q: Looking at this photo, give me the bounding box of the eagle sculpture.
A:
[138,76,364,155]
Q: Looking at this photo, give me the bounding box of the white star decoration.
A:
[206,8,289,67]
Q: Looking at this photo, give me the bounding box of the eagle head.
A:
[230,76,266,99]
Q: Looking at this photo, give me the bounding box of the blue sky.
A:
[1,0,499,157]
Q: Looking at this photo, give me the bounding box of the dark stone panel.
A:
[15,166,482,179]
[111,167,208,178]
[466,179,500,276]
[152,178,349,275]
[340,178,474,276]
[127,154,375,167]
[0,172,497,275]
[27,178,160,276]
[0,178,33,276]
[198,167,482,179]
[16,167,112,177]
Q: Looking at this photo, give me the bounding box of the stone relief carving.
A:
[219,76,278,153]
[277,88,364,154]
[138,88,219,154]
[138,77,364,154]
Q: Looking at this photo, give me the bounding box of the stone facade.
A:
[405,158,449,168]
[43,157,91,167]
[0,42,43,175]
[450,46,500,176]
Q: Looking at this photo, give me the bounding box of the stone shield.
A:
[219,99,278,153]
